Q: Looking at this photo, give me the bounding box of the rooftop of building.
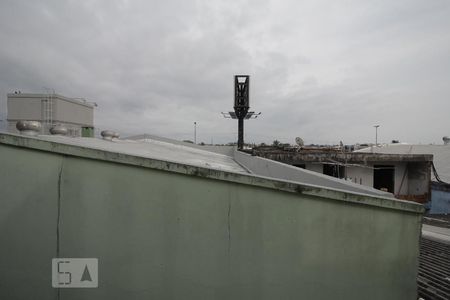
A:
[0,131,424,214]
[7,92,96,108]
[356,144,450,182]
[40,133,246,174]
[250,145,433,163]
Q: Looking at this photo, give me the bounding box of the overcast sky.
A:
[0,0,449,145]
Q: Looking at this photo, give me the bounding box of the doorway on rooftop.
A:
[323,164,345,179]
[373,165,395,193]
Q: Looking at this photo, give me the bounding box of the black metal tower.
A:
[222,75,260,150]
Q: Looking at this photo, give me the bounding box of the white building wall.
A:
[393,162,408,195]
[347,162,409,195]
[54,99,93,126]
[346,165,374,187]
[7,96,43,121]
[304,161,411,196]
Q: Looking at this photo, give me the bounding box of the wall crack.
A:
[56,157,64,258]
[227,198,231,254]
[56,157,65,300]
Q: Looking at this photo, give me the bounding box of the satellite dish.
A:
[443,136,450,145]
[295,137,304,147]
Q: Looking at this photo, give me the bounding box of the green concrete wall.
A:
[0,144,422,300]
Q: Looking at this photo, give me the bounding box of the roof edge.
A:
[0,133,424,214]
[7,93,95,108]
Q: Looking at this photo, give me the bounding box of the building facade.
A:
[7,93,95,137]
[250,146,432,203]
[357,143,450,213]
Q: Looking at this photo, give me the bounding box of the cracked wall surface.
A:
[0,144,423,300]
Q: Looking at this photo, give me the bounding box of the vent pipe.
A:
[16,121,41,136]
[101,130,119,140]
[50,125,68,136]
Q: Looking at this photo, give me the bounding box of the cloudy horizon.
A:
[1,0,449,145]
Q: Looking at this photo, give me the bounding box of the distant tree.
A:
[272,140,281,147]
[259,142,266,146]
[200,142,205,146]
[183,140,194,143]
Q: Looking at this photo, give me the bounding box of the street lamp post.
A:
[194,122,197,144]
[374,125,380,146]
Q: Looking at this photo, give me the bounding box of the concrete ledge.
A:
[0,132,425,214]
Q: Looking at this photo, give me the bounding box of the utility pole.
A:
[194,122,197,144]
[374,125,380,146]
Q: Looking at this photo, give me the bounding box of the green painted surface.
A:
[0,146,61,299]
[0,143,422,299]
[81,127,94,138]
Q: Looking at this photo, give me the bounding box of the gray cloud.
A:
[1,0,449,144]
